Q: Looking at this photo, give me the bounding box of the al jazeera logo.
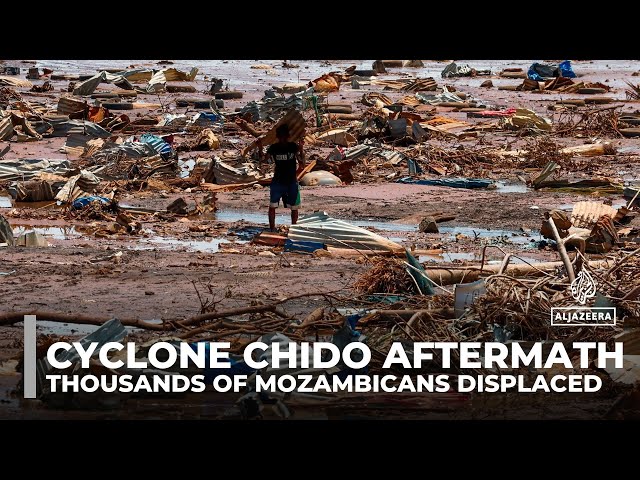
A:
[551,269,616,326]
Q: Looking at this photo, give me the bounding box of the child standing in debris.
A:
[260,124,305,232]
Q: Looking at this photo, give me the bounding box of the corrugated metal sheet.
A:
[83,138,105,158]
[55,170,101,203]
[334,144,407,164]
[91,141,157,160]
[0,215,13,246]
[239,87,314,122]
[344,144,371,160]
[361,92,392,106]
[313,128,357,147]
[164,67,198,82]
[0,158,72,182]
[372,77,437,92]
[57,96,88,115]
[73,71,134,96]
[147,67,198,93]
[37,318,126,396]
[49,119,111,138]
[64,133,90,148]
[204,158,261,185]
[73,74,103,96]
[139,133,172,156]
[571,201,617,229]
[62,134,98,157]
[0,115,13,140]
[15,180,54,202]
[0,76,32,88]
[416,87,464,105]
[121,69,153,83]
[375,147,407,165]
[288,211,403,252]
[242,109,306,157]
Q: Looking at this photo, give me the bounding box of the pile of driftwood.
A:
[555,106,623,138]
[353,258,419,295]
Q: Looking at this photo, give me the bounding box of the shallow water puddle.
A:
[216,209,417,232]
[216,210,290,224]
[0,196,12,208]
[438,226,539,245]
[215,209,538,246]
[495,182,529,193]
[134,236,246,253]
[11,225,80,239]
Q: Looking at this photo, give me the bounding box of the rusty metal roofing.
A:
[0,115,13,141]
[57,96,87,115]
[242,109,306,156]
[0,76,32,88]
[571,201,617,229]
[62,134,95,157]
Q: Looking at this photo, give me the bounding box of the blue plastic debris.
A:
[284,238,325,253]
[527,62,556,81]
[337,308,372,330]
[71,196,110,209]
[193,112,222,126]
[558,60,576,78]
[345,313,362,331]
[528,61,576,81]
[397,177,493,189]
[527,65,544,81]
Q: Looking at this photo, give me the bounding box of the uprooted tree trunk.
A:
[0,304,282,331]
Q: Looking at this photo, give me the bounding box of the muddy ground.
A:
[1,59,639,419]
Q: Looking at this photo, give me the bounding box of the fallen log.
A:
[0,311,166,330]
[426,259,610,285]
[323,113,362,121]
[166,85,196,93]
[326,247,443,258]
[1,303,281,331]
[559,143,615,156]
[321,104,353,114]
